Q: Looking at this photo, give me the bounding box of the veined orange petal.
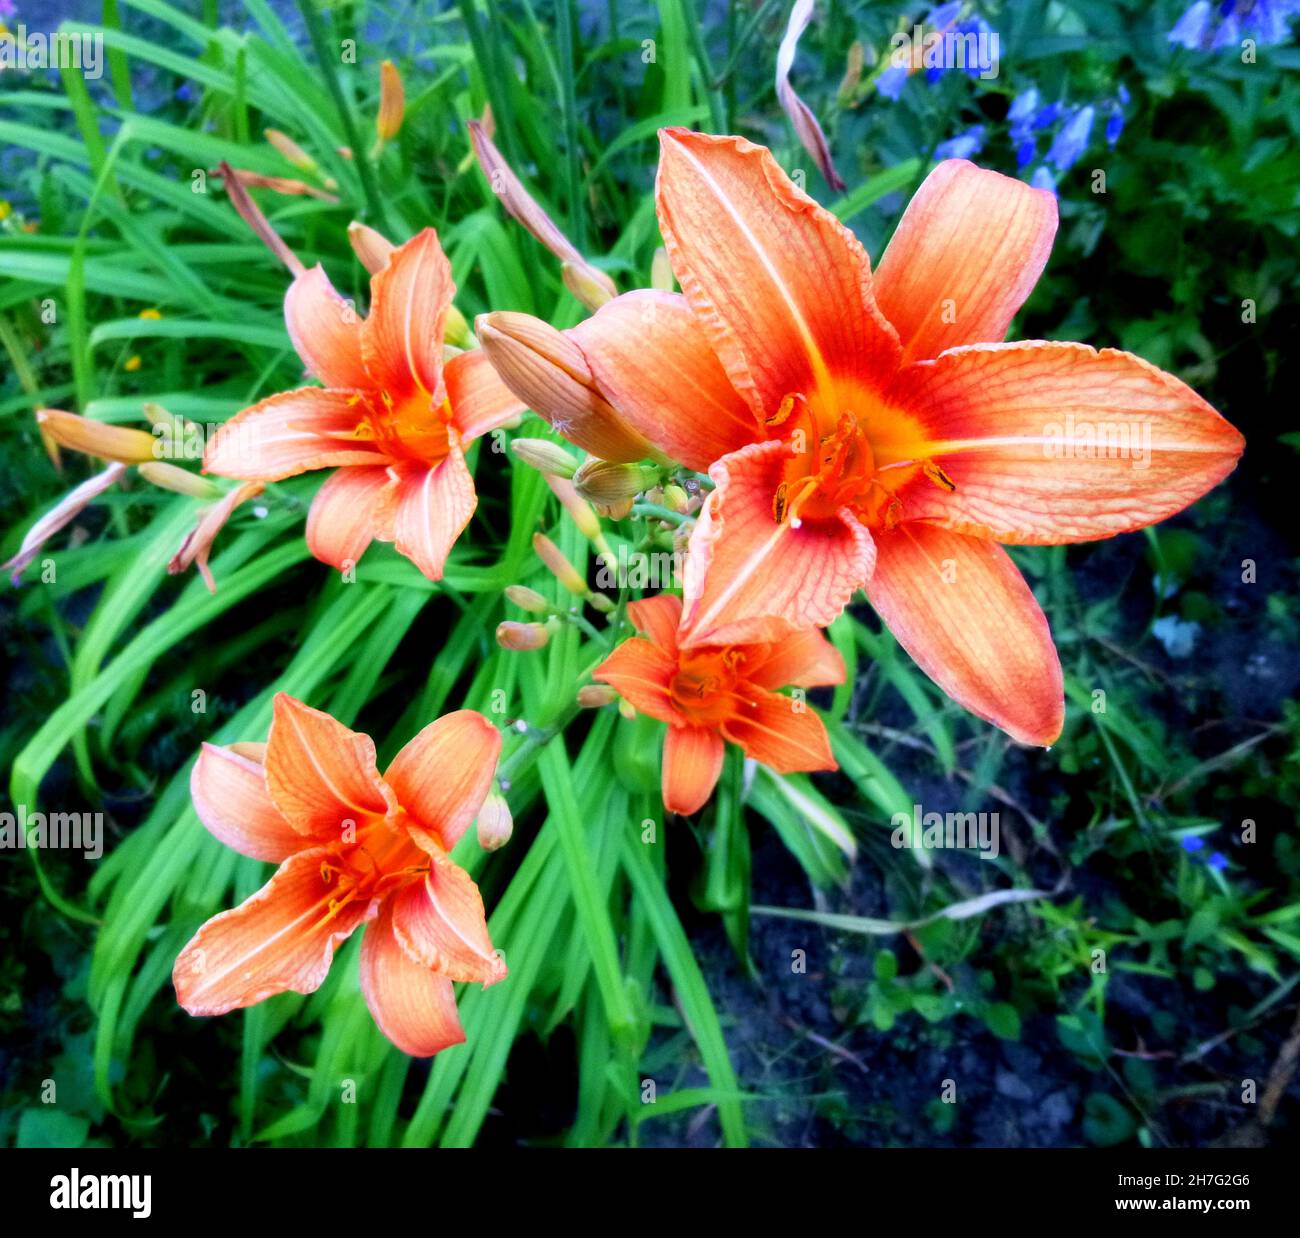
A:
[390,853,507,986]
[865,524,1064,746]
[168,480,264,593]
[390,444,476,582]
[360,900,466,1057]
[203,387,381,481]
[571,290,759,471]
[305,465,398,573]
[680,440,875,648]
[444,347,526,441]
[264,693,392,838]
[873,159,1057,365]
[173,847,372,1015]
[3,462,126,583]
[626,592,684,653]
[655,128,899,420]
[661,724,725,815]
[744,627,845,691]
[721,689,836,773]
[190,742,306,863]
[285,265,370,390]
[592,636,680,724]
[361,228,453,404]
[880,342,1245,544]
[385,710,502,850]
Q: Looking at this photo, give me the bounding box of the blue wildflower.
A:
[1208,851,1229,871]
[1169,0,1214,46]
[935,125,986,161]
[1106,107,1125,146]
[1008,87,1040,130]
[1032,101,1061,130]
[1047,105,1095,172]
[1016,137,1037,167]
[176,82,195,103]
[929,1,964,28]
[876,64,910,99]
[1182,836,1207,852]
[1029,166,1056,193]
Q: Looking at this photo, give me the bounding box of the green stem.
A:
[293,0,389,230]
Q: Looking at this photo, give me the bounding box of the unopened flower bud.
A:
[532,532,587,597]
[510,437,578,478]
[37,409,157,464]
[561,260,615,311]
[650,246,674,292]
[572,458,660,506]
[662,483,690,513]
[476,792,513,851]
[476,311,657,463]
[376,60,405,142]
[138,461,223,499]
[577,684,619,708]
[496,620,550,651]
[348,220,395,274]
[265,128,318,174]
[505,584,551,614]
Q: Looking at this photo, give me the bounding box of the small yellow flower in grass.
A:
[124,355,142,372]
[138,307,163,321]
[0,201,11,222]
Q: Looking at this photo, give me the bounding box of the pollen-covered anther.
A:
[922,459,958,492]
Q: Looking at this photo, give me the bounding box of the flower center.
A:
[354,392,452,466]
[318,813,428,922]
[766,391,957,531]
[669,648,749,725]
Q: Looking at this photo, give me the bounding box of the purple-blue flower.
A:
[1169,0,1299,49]
[1208,851,1229,871]
[1169,0,1214,46]
[1181,835,1207,853]
[935,124,986,161]
[1016,137,1037,167]
[876,64,910,100]
[1047,105,1095,172]
[1029,166,1056,194]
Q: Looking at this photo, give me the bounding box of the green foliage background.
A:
[1,0,1297,1147]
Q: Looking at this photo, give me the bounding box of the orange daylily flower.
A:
[203,228,524,580]
[552,129,1245,745]
[173,695,507,1057]
[593,593,843,814]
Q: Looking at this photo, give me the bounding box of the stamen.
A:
[922,460,957,492]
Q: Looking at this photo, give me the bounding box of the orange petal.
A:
[744,627,845,691]
[872,159,1058,365]
[390,854,507,986]
[190,742,306,863]
[391,444,476,582]
[626,592,684,652]
[360,900,466,1057]
[592,636,680,723]
[385,710,502,850]
[284,265,370,390]
[680,441,875,647]
[203,387,381,481]
[445,347,525,441]
[264,694,392,838]
[305,465,398,572]
[865,524,1063,745]
[173,847,371,1015]
[879,342,1245,543]
[662,724,725,815]
[571,290,759,471]
[721,689,836,773]
[361,228,454,403]
[655,128,899,419]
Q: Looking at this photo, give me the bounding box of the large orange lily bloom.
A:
[204,228,522,580]
[593,594,843,814]
[559,129,1245,745]
[173,694,507,1057]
